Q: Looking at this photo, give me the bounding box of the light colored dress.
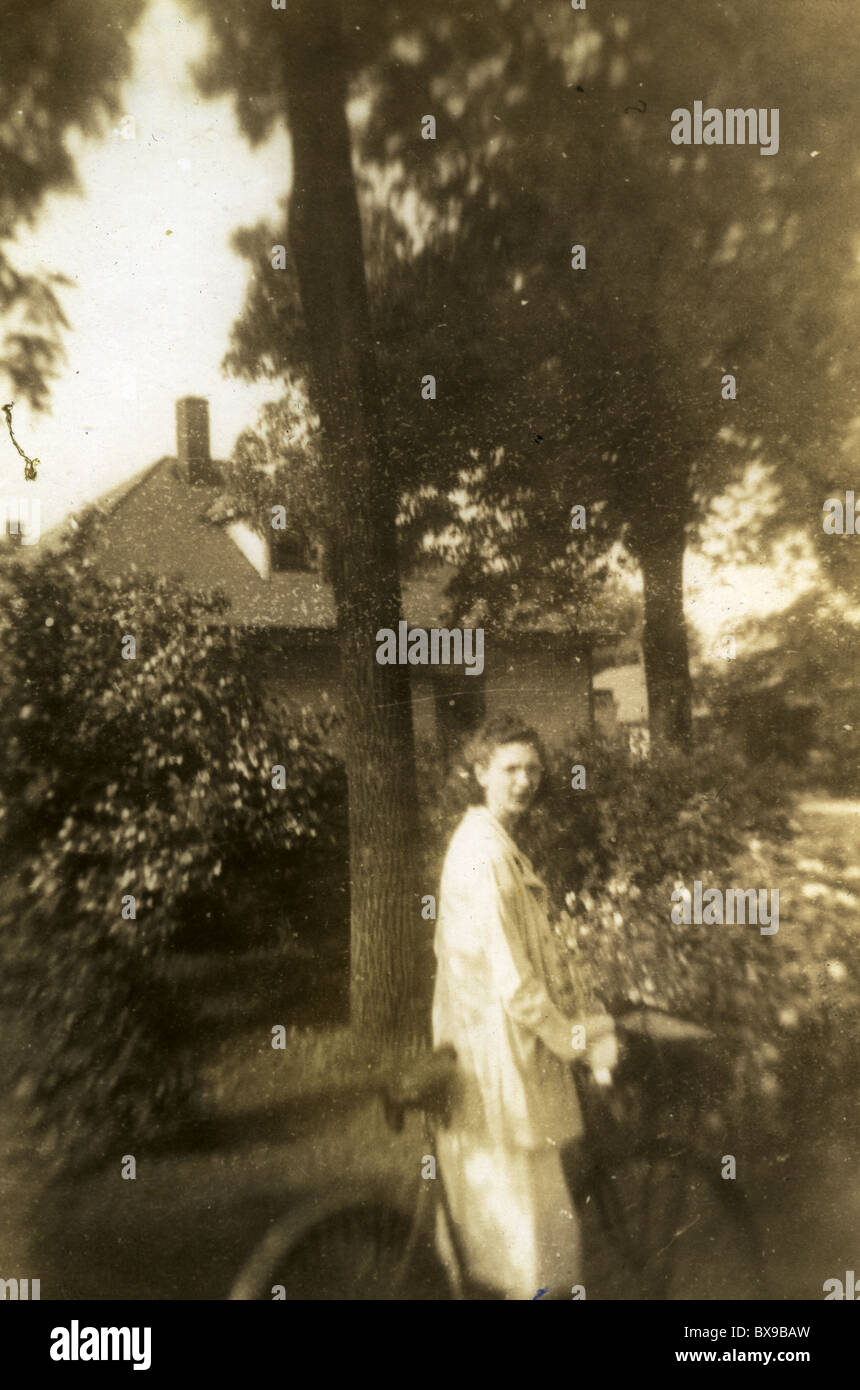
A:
[431,804,584,1299]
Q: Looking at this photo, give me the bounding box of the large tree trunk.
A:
[282,2,420,1042]
[637,532,694,750]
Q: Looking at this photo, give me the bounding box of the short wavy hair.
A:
[458,712,548,804]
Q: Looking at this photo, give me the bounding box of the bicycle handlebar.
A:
[612,1007,715,1043]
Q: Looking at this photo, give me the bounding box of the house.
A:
[593,660,650,752]
[25,397,610,755]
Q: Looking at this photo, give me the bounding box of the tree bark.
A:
[281,2,421,1042]
[637,532,694,750]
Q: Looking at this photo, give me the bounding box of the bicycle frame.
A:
[389,1111,475,1300]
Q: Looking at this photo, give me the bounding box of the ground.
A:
[2,792,858,1300]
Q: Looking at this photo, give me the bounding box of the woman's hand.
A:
[584,1014,618,1085]
[565,1011,615,1061]
[582,1012,615,1044]
[566,1013,618,1079]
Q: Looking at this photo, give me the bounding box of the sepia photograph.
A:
[1,0,859,1343]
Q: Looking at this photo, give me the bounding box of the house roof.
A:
[74,456,480,632]
[23,453,598,642]
[87,457,336,628]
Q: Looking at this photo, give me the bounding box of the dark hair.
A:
[458,712,548,804]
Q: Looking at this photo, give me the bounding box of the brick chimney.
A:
[176,396,216,485]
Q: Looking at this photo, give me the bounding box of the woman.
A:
[431,713,615,1299]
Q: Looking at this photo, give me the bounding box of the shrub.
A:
[0,509,344,1169]
[418,732,857,1141]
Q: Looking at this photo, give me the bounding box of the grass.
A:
[3,788,860,1299]
[24,1019,432,1299]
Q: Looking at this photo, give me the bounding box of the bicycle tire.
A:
[582,1143,767,1300]
[228,1186,451,1301]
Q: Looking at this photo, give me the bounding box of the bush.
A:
[418,732,858,1140]
[0,510,344,1169]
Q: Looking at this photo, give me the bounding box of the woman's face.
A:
[475,741,544,826]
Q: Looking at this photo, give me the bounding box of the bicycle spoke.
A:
[583,1150,764,1300]
[263,1202,449,1300]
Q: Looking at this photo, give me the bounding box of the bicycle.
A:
[227,1007,767,1300]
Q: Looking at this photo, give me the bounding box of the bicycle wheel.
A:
[229,1189,451,1300]
[583,1145,766,1300]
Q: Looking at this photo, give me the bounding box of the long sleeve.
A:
[483,858,582,1061]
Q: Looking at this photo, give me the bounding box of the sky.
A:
[0,0,827,652]
[0,0,289,537]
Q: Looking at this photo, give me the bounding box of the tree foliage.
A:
[0,509,344,1164]
[0,0,146,409]
[197,2,860,741]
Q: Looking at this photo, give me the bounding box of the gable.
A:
[86,458,460,630]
